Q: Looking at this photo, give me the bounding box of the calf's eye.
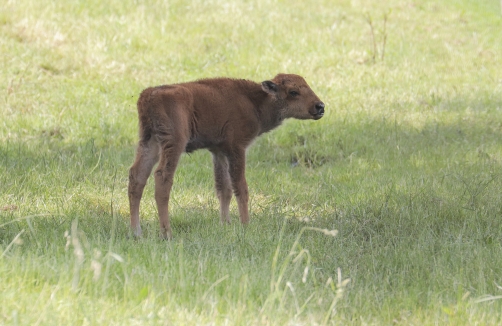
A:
[289,90,300,96]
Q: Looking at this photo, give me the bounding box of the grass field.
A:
[1,0,502,324]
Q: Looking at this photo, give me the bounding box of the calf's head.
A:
[262,73,325,120]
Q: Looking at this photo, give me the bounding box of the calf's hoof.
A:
[160,229,173,241]
[130,226,142,238]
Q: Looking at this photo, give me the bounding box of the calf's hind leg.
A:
[128,138,159,237]
[154,137,186,240]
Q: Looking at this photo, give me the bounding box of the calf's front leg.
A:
[212,151,232,224]
[227,148,249,224]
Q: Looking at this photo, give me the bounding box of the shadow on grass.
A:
[1,94,501,248]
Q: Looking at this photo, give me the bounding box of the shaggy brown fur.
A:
[128,73,324,239]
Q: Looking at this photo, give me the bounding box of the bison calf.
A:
[128,73,324,239]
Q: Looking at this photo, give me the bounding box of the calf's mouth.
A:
[312,112,324,120]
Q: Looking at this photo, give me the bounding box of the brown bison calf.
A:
[128,73,325,239]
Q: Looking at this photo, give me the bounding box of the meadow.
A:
[1,0,502,324]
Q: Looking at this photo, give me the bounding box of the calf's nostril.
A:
[315,102,325,113]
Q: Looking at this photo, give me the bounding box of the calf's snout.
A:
[314,102,325,119]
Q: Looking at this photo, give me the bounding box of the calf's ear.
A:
[261,80,278,94]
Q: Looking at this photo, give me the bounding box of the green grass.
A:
[1,0,502,324]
